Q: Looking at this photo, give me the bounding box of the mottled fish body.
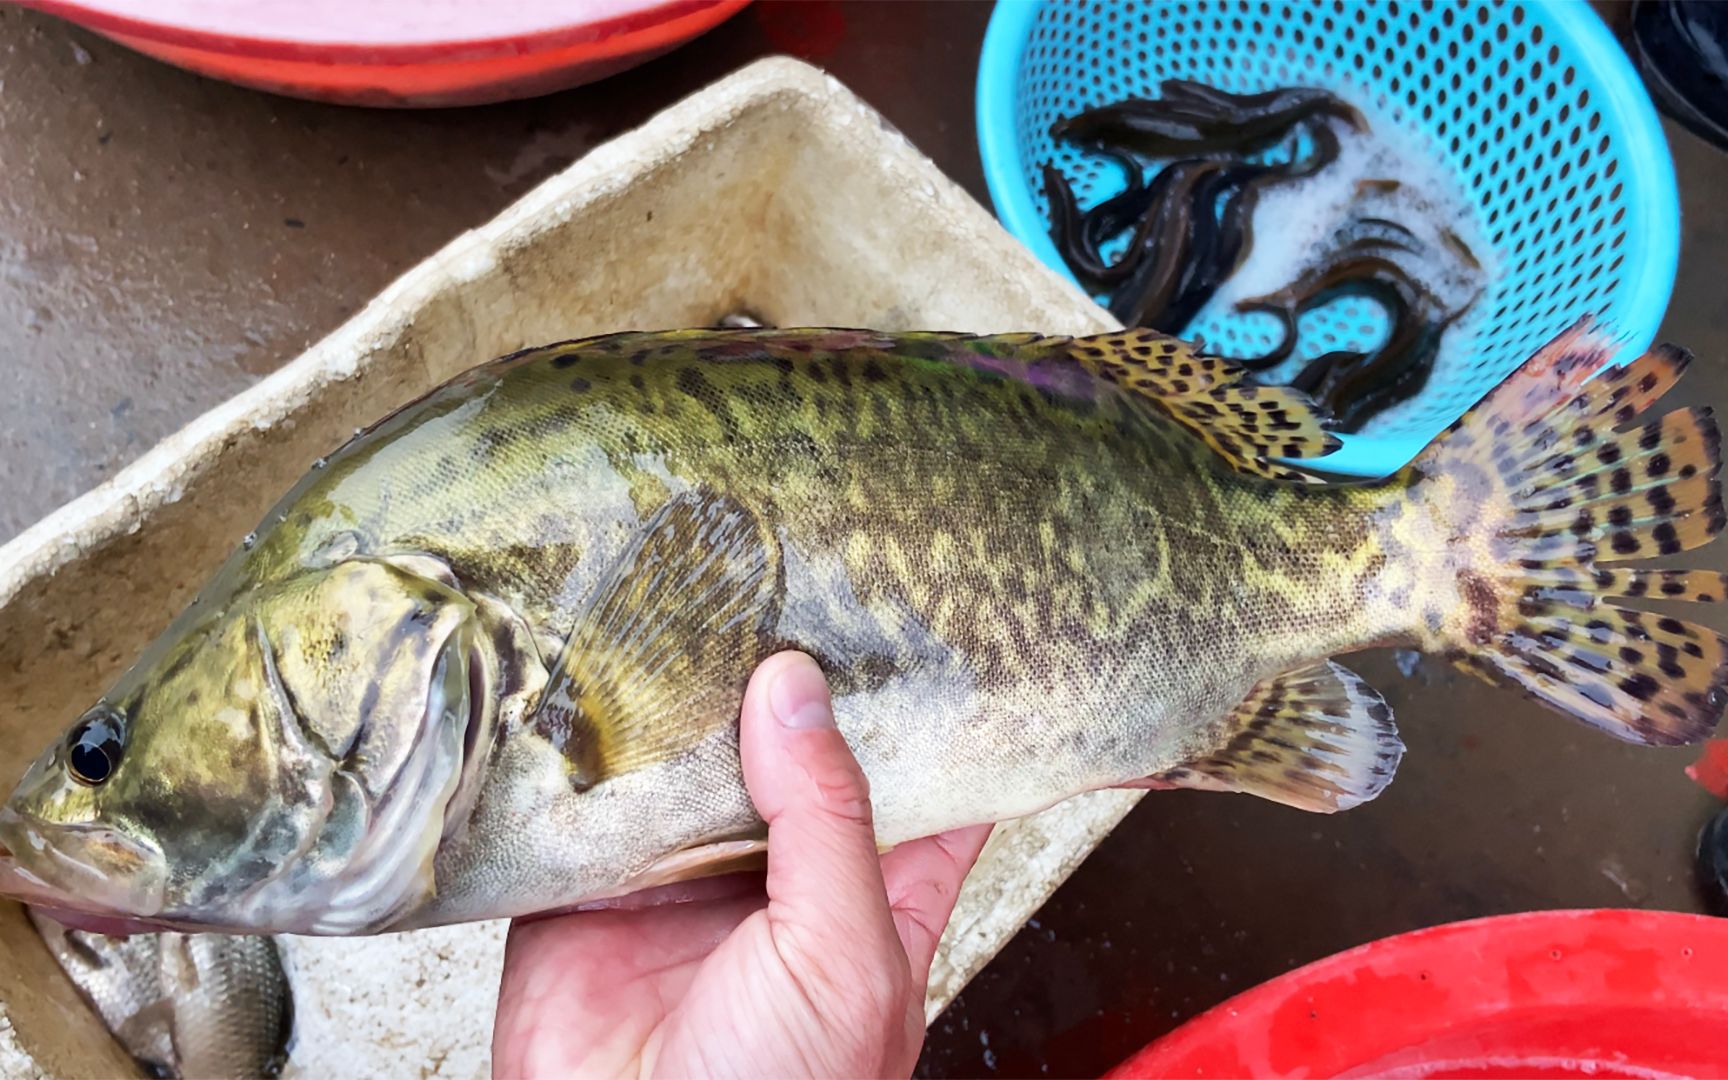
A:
[1,324,1723,934]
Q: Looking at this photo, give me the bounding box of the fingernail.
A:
[768,655,834,729]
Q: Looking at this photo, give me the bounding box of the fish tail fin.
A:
[1407,318,1728,746]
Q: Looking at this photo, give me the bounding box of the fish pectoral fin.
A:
[1130,661,1404,813]
[530,487,784,788]
[628,837,770,891]
[1066,330,1340,482]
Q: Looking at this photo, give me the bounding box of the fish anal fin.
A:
[1067,329,1341,481]
[531,488,783,787]
[1133,661,1404,813]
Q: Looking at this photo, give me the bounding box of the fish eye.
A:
[66,711,124,786]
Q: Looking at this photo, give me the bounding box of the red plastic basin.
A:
[22,0,752,106]
[1108,909,1728,1079]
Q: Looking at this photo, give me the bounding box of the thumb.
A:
[739,652,903,962]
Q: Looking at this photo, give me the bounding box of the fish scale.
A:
[0,320,1723,935]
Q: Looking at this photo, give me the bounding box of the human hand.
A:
[492,651,993,1079]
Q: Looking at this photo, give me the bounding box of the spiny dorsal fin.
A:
[531,488,783,788]
[1065,330,1342,482]
[1135,661,1404,812]
[518,327,1340,481]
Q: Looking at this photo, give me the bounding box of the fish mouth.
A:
[16,905,176,937]
[0,851,169,935]
[0,807,167,930]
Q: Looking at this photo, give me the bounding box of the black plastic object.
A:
[1628,1,1728,152]
[1699,803,1728,917]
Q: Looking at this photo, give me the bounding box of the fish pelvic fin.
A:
[1406,317,1728,746]
[1065,330,1341,482]
[1129,661,1403,813]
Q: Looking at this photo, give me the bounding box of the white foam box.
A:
[0,57,1141,1077]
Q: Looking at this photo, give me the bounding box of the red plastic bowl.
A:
[23,0,752,107]
[1109,909,1728,1079]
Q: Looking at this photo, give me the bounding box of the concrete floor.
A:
[2,3,1724,1076]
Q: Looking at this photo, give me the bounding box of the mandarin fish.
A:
[0,321,1722,934]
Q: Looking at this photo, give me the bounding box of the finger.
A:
[503,892,760,996]
[493,892,765,1077]
[738,651,899,952]
[880,823,993,983]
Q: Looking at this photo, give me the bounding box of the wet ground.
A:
[1,3,1724,1076]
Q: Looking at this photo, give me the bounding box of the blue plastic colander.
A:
[977,0,1680,477]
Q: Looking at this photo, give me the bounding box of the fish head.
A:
[0,558,488,935]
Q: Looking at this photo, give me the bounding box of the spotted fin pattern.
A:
[1065,330,1342,482]
[1129,660,1403,813]
[1413,320,1728,746]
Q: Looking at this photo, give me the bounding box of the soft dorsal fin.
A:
[1131,661,1404,812]
[531,488,783,788]
[1063,330,1342,481]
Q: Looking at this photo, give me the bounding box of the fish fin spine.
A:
[1408,318,1728,745]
